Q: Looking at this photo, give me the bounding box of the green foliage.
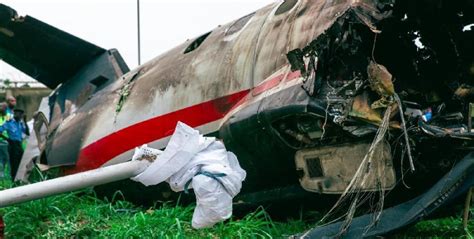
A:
[396,215,474,239]
[0,177,473,238]
[1,79,11,88]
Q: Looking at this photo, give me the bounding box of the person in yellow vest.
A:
[0,103,9,179]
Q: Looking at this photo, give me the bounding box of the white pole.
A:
[0,160,151,208]
[137,0,141,65]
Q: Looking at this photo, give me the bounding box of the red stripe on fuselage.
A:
[66,90,250,174]
[252,70,301,96]
[252,74,285,96]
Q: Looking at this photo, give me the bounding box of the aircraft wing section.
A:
[0,4,106,88]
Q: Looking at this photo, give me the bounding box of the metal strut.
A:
[0,160,151,208]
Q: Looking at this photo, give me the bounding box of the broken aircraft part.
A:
[1,0,474,237]
[299,152,474,238]
[295,141,396,194]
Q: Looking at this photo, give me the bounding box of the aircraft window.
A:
[275,0,298,15]
[226,13,255,36]
[90,75,109,92]
[184,31,212,54]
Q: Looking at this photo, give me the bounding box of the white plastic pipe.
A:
[0,160,151,208]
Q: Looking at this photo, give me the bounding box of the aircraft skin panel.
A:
[252,0,352,86]
[44,0,387,172]
[47,2,279,168]
[99,119,224,169]
[66,89,250,174]
[68,64,304,174]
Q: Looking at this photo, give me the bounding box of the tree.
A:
[1,79,11,88]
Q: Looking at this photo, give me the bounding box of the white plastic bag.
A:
[131,122,246,229]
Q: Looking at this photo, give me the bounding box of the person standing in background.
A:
[0,103,9,179]
[5,96,16,121]
[0,109,29,179]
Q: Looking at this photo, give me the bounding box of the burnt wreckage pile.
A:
[281,0,474,237]
[0,0,472,237]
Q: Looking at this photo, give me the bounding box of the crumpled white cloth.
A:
[131,122,246,229]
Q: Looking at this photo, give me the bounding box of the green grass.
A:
[0,189,307,238]
[0,176,473,238]
[395,216,474,239]
[0,176,309,238]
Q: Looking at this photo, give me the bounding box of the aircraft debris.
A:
[282,0,473,236]
[0,0,473,237]
[299,152,474,238]
[367,61,395,109]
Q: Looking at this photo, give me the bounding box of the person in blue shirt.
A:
[0,109,29,179]
[5,96,16,121]
[0,103,9,178]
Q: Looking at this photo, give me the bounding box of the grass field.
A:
[0,176,473,238]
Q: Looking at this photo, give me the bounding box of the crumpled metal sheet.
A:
[296,152,474,238]
[367,61,395,109]
[349,91,400,128]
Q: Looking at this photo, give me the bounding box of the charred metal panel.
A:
[295,142,396,194]
[299,152,474,238]
[0,4,107,89]
[77,3,278,160]
[252,0,394,87]
[46,50,129,167]
[220,84,308,191]
[45,0,396,172]
[0,4,130,167]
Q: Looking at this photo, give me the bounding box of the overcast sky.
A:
[0,0,275,84]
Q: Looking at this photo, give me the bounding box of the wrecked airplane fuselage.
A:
[1,0,474,237]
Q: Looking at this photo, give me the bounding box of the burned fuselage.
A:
[222,0,474,201]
